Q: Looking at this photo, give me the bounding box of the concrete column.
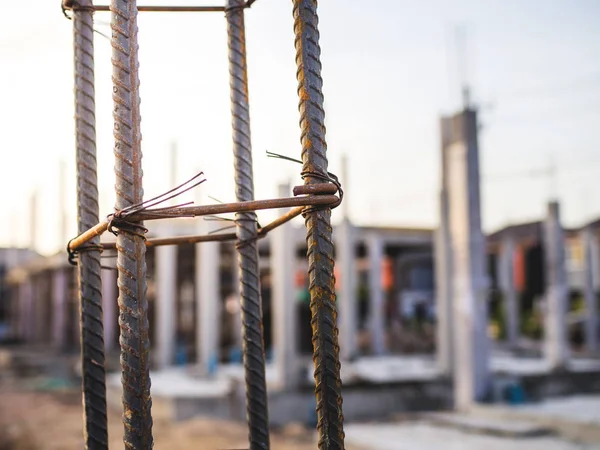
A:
[499,233,519,346]
[26,277,36,342]
[336,218,358,362]
[581,226,598,353]
[196,216,221,375]
[368,234,385,355]
[435,189,453,375]
[272,183,299,389]
[592,234,600,292]
[101,268,117,353]
[52,268,68,350]
[19,280,33,341]
[444,109,490,411]
[227,288,242,350]
[543,201,569,369]
[155,233,178,369]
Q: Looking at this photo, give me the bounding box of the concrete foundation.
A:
[108,355,600,425]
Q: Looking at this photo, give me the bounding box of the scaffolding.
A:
[62,1,344,448]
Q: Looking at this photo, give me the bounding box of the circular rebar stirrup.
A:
[110,0,153,448]
[69,0,109,447]
[291,1,345,448]
[225,1,270,448]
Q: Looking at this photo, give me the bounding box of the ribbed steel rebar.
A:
[110,0,153,448]
[291,1,345,448]
[71,1,109,447]
[225,1,270,448]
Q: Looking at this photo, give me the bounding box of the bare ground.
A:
[0,380,363,450]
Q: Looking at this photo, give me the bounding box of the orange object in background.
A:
[295,270,306,288]
[513,245,525,293]
[382,256,394,291]
[334,267,341,290]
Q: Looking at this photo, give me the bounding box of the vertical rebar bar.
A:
[291,1,345,448]
[225,1,270,448]
[70,0,109,447]
[110,0,153,448]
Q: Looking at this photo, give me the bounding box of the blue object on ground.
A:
[175,344,187,366]
[229,347,242,363]
[505,383,526,405]
[307,397,317,427]
[208,352,219,376]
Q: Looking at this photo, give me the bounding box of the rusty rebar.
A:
[100,205,305,250]
[291,1,345,448]
[68,194,337,252]
[225,1,270,447]
[110,0,153,448]
[68,0,109,447]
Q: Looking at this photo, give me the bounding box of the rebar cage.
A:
[62,1,344,449]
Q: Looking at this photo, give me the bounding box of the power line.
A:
[493,71,600,101]
[483,154,600,183]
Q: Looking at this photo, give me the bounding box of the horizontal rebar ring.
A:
[95,5,225,12]
[293,183,338,196]
[93,2,258,13]
[68,195,334,252]
[98,206,305,250]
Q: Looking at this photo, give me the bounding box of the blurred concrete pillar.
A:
[581,226,598,353]
[52,268,68,350]
[196,214,221,374]
[592,233,600,292]
[228,265,242,350]
[272,183,299,389]
[30,277,40,343]
[435,189,453,375]
[543,201,569,369]
[443,108,490,411]
[368,234,385,355]
[20,278,33,341]
[155,232,178,369]
[499,233,519,346]
[336,218,358,362]
[101,267,117,353]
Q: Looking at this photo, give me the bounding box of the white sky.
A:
[1,0,599,255]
